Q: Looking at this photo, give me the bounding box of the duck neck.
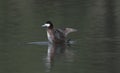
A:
[47,28,54,43]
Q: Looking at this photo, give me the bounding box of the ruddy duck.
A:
[42,21,77,44]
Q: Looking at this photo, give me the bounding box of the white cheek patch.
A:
[44,23,50,27]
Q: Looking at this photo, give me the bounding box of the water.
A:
[0,0,120,73]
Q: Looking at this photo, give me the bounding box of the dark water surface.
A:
[0,0,120,73]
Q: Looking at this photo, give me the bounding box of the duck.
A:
[42,21,77,44]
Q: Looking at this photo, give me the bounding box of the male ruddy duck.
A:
[42,21,77,44]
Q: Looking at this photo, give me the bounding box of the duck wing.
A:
[53,29,65,40]
[64,28,77,36]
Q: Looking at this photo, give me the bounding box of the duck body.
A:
[47,28,66,43]
[42,21,77,44]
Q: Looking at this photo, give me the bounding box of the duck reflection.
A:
[27,41,75,72]
[45,42,74,72]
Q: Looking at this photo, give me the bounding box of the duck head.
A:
[42,21,53,29]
